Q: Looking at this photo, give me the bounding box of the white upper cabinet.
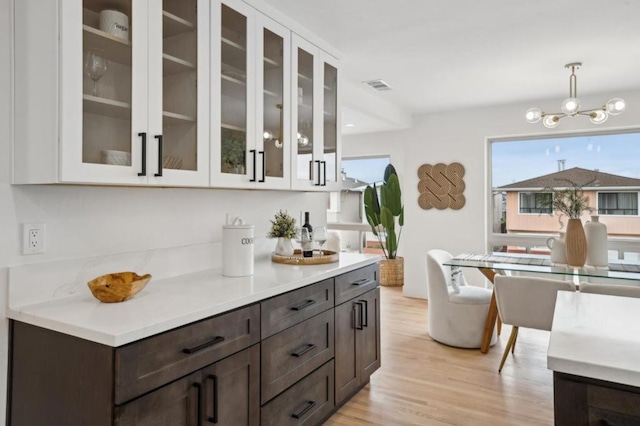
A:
[14,0,338,191]
[14,0,210,186]
[291,35,341,191]
[211,0,291,189]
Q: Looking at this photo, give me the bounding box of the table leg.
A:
[479,267,499,354]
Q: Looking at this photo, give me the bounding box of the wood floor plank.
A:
[325,287,553,425]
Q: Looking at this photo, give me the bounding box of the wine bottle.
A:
[302,212,313,257]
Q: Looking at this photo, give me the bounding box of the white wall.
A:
[0,0,328,421]
[344,90,640,299]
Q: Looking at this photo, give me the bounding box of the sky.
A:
[341,156,390,185]
[492,132,640,187]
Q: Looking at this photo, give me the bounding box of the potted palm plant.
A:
[364,164,404,286]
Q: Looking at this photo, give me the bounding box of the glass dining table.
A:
[443,253,640,354]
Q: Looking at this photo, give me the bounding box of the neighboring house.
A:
[497,167,640,237]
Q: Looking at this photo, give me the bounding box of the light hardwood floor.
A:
[325,286,554,426]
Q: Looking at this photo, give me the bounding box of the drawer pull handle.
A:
[193,382,203,426]
[352,278,373,286]
[207,374,218,424]
[359,299,368,327]
[291,400,316,419]
[291,299,316,311]
[355,301,364,330]
[182,336,225,354]
[291,343,316,357]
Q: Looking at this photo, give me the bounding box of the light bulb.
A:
[589,110,608,124]
[543,115,560,128]
[525,108,542,123]
[263,130,273,142]
[297,133,309,146]
[274,139,283,149]
[606,98,625,115]
[561,98,580,115]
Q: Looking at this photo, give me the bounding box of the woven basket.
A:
[380,257,404,287]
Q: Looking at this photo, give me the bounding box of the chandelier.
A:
[525,62,626,128]
[263,104,309,149]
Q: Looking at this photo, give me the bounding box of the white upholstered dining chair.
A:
[493,275,576,372]
[426,249,497,348]
[579,282,640,298]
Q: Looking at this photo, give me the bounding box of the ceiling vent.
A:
[362,79,392,91]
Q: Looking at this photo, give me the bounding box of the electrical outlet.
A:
[23,223,45,254]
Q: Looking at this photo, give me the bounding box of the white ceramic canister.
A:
[585,215,609,267]
[547,232,567,264]
[99,10,129,41]
[222,216,254,277]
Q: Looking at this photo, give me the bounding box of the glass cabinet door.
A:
[81,0,134,170]
[160,0,199,174]
[295,46,315,183]
[258,15,290,189]
[220,3,250,178]
[322,59,340,189]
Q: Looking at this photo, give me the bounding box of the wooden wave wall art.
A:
[417,162,466,210]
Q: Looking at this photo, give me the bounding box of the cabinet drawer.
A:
[261,309,334,404]
[261,278,334,338]
[588,384,640,417]
[115,304,260,404]
[335,264,379,305]
[261,360,335,426]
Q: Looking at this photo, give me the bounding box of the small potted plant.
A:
[364,164,404,286]
[543,179,594,267]
[267,210,296,256]
[221,132,246,174]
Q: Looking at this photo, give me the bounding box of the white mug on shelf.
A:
[99,10,129,41]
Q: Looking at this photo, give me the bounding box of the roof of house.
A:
[497,167,640,190]
[341,176,370,191]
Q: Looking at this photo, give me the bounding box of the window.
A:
[598,192,639,215]
[490,129,640,259]
[519,192,552,214]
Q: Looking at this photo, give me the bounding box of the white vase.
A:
[585,215,608,267]
[275,237,294,256]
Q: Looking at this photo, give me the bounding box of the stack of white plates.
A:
[101,150,131,166]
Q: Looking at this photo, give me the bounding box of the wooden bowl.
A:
[87,272,151,303]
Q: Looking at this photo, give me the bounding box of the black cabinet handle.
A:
[308,160,313,182]
[137,132,147,176]
[360,299,368,327]
[154,135,163,177]
[259,151,265,182]
[182,336,225,354]
[315,160,322,186]
[321,161,326,186]
[291,343,316,357]
[355,301,364,330]
[207,374,218,424]
[193,382,203,426]
[249,149,256,182]
[291,401,316,419]
[352,278,373,286]
[291,299,316,311]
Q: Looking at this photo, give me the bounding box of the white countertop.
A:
[7,253,379,347]
[548,291,640,387]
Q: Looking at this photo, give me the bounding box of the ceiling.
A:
[262,0,640,134]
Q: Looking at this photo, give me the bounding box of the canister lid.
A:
[223,216,254,229]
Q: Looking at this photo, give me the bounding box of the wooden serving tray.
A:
[272,249,339,265]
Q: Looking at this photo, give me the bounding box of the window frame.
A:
[487,126,640,258]
[597,191,640,217]
[518,192,552,215]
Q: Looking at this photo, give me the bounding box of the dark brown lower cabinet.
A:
[334,287,381,405]
[554,372,640,426]
[115,345,259,426]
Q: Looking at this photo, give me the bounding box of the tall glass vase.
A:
[564,218,587,267]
